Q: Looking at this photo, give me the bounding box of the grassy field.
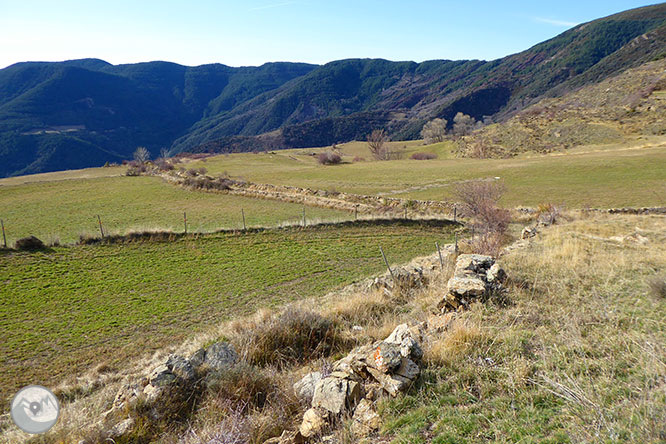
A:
[0,175,349,245]
[0,220,455,405]
[182,137,666,208]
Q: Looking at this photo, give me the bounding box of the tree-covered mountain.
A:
[1,3,665,177]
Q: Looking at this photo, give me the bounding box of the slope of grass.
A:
[380,214,666,443]
[0,175,348,245]
[0,220,455,405]
[184,138,666,208]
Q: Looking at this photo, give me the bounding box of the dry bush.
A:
[15,235,46,251]
[317,152,342,165]
[536,202,562,226]
[353,156,366,162]
[206,363,278,411]
[410,152,437,160]
[367,129,390,161]
[455,180,511,253]
[648,276,666,299]
[233,307,345,368]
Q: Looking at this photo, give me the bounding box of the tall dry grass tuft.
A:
[423,319,484,367]
[231,307,347,368]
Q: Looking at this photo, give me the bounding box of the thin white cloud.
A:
[533,17,579,28]
[249,2,297,11]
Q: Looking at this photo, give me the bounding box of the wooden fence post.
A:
[355,205,358,221]
[379,245,394,281]
[242,208,246,230]
[302,205,306,227]
[436,242,444,270]
[97,215,105,238]
[1,220,6,248]
[184,212,188,235]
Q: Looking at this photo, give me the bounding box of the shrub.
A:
[648,276,666,299]
[15,236,46,251]
[317,152,342,165]
[455,180,511,254]
[353,156,366,162]
[234,307,344,368]
[154,158,174,171]
[410,152,437,160]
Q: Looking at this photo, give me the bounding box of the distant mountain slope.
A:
[456,57,666,157]
[0,61,315,177]
[0,3,665,177]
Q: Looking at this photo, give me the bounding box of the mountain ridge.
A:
[1,3,665,177]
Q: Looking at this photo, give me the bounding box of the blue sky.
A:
[0,1,660,68]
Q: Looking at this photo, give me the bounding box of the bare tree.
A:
[420,118,447,144]
[367,129,390,161]
[133,146,151,164]
[452,112,478,137]
[159,147,170,159]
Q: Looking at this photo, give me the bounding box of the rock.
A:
[521,226,538,239]
[440,254,506,312]
[366,367,412,397]
[112,382,143,410]
[447,276,486,298]
[371,342,403,373]
[148,365,177,387]
[166,354,195,381]
[351,399,381,436]
[189,348,206,368]
[385,323,423,360]
[107,417,134,439]
[204,342,238,370]
[264,430,302,444]
[312,377,362,415]
[394,357,420,380]
[454,254,494,276]
[293,372,322,404]
[299,407,329,438]
[486,263,506,284]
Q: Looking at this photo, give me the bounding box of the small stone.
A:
[204,342,238,370]
[107,417,134,439]
[394,357,420,380]
[189,348,206,368]
[447,276,486,297]
[148,365,177,387]
[299,407,329,438]
[372,342,403,373]
[166,354,195,381]
[351,399,381,436]
[385,323,423,360]
[293,372,322,404]
[312,377,361,415]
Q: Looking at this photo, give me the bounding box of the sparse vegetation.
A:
[454,179,510,255]
[367,129,390,161]
[317,151,342,165]
[420,118,447,144]
[410,152,437,160]
[133,146,151,164]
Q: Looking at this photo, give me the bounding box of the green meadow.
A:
[0,220,455,402]
[0,175,348,245]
